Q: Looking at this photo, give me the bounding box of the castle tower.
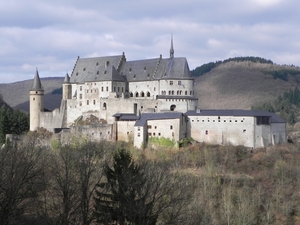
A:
[29,69,44,131]
[62,72,71,100]
[170,34,174,59]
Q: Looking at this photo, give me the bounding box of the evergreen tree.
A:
[0,106,10,143]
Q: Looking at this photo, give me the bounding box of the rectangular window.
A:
[205,130,208,135]
[170,125,173,129]
[170,81,173,85]
[79,94,82,99]
[101,87,104,92]
[138,133,140,137]
[93,100,96,105]
[87,100,89,105]
[106,86,108,91]
[178,81,181,85]
[147,125,152,129]
[80,86,82,91]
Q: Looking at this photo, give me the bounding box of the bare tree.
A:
[0,142,45,225]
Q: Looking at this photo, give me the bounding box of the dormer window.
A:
[97,71,99,75]
[129,68,132,72]
[133,74,136,79]
[147,74,150,78]
[144,67,146,70]
[105,61,109,68]
[104,70,107,74]
[83,68,86,71]
[96,62,99,66]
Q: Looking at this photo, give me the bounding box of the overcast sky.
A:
[1,0,299,83]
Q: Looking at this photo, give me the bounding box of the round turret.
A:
[62,72,72,100]
[29,69,44,131]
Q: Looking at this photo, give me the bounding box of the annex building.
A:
[29,39,287,148]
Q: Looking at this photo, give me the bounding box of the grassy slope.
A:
[194,61,300,109]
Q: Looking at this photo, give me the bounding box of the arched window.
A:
[185,91,188,95]
[168,90,171,95]
[147,92,150,97]
[135,92,139,97]
[130,92,133,97]
[141,92,145,97]
[170,104,176,111]
[171,90,174,95]
[177,90,180,95]
[103,102,107,110]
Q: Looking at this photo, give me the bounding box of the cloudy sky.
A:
[1,0,299,83]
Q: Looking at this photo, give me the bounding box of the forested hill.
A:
[191,56,299,81]
[194,57,300,107]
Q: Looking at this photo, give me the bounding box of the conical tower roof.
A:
[63,72,70,83]
[30,69,43,91]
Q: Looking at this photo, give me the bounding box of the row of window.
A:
[204,129,246,135]
[148,125,173,129]
[169,81,182,85]
[161,90,193,95]
[191,119,245,123]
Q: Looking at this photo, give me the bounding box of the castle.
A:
[29,39,287,148]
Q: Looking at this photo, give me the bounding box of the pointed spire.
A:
[30,68,43,91]
[63,72,70,83]
[170,34,174,59]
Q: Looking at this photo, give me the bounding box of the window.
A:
[93,100,96,105]
[83,68,86,71]
[170,81,173,85]
[106,86,108,91]
[158,133,161,136]
[185,91,187,95]
[147,125,152,129]
[170,125,173,130]
[87,90,89,93]
[101,87,104,92]
[178,81,181,85]
[147,92,150,97]
[243,129,246,133]
[79,101,82,106]
[79,94,82,99]
[205,130,208,135]
[97,71,99,75]
[33,98,35,101]
[138,133,140,137]
[118,87,120,92]
[87,100,89,105]
[80,86,82,91]
[141,92,145,97]
[154,126,157,129]
[103,102,107,110]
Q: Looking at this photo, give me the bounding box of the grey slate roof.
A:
[70,54,192,84]
[135,112,183,126]
[70,55,124,83]
[30,70,43,91]
[185,110,286,123]
[113,113,140,121]
[121,57,192,81]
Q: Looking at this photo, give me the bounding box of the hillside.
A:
[0,77,63,111]
[194,61,300,109]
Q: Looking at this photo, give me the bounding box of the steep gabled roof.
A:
[120,57,192,81]
[70,55,123,83]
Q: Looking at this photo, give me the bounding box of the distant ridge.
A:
[0,77,64,111]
